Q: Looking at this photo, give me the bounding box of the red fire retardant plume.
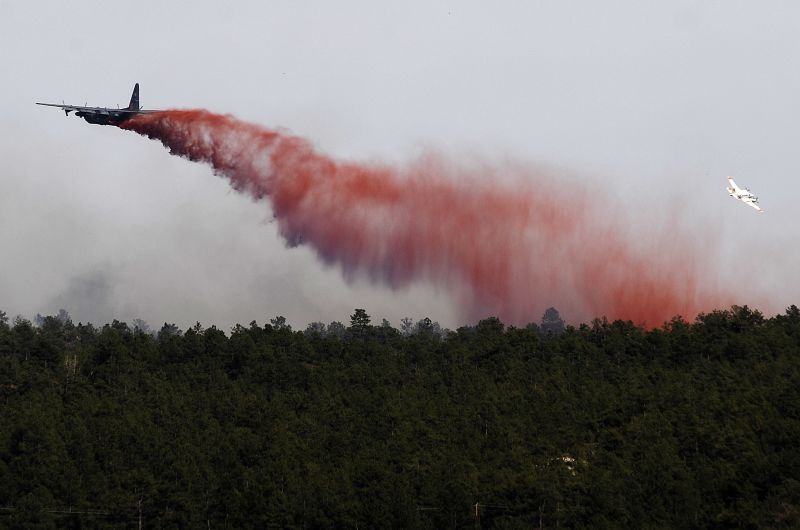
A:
[120,110,727,326]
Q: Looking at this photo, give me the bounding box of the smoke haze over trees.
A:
[1,306,799,528]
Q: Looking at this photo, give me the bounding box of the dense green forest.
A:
[1,305,799,529]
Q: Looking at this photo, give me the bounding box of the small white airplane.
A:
[726,176,764,213]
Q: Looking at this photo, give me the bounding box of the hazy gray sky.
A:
[1,1,798,329]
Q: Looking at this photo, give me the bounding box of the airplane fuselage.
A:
[75,110,134,126]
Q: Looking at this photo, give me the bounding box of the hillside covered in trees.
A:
[1,306,799,529]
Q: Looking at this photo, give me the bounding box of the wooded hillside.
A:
[1,306,798,528]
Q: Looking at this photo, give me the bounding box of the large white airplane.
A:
[726,176,764,213]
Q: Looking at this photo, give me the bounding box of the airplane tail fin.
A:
[127,83,140,111]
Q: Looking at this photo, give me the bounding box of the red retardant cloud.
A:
[120,110,729,326]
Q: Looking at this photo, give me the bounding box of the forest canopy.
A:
[1,305,799,528]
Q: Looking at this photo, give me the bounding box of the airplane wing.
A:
[36,103,163,114]
[35,102,89,112]
[744,199,764,213]
[727,176,741,193]
[114,109,162,114]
